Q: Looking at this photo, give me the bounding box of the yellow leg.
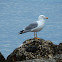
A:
[34,32,35,38]
[35,37,40,39]
[36,32,37,38]
[34,32,40,40]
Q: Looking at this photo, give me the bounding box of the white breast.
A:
[31,20,45,32]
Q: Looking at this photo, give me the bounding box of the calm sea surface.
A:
[0,0,62,58]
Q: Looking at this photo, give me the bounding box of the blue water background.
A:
[0,0,62,58]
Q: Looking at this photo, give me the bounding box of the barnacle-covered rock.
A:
[7,38,62,62]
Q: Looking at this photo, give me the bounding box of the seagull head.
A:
[38,15,48,20]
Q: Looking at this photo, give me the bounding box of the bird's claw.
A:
[34,37,40,40]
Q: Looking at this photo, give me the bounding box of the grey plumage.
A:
[19,22,38,34]
[25,22,38,31]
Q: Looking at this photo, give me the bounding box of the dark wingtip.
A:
[18,30,24,35]
[19,32,23,34]
[18,32,22,35]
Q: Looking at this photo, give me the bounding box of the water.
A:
[0,0,62,58]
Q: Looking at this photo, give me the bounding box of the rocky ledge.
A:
[6,38,62,62]
[0,38,62,62]
[0,52,5,62]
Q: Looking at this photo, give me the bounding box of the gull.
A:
[19,15,48,39]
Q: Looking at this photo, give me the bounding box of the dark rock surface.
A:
[0,52,5,62]
[7,38,62,62]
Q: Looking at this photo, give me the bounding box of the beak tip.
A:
[46,17,48,19]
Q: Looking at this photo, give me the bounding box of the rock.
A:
[16,58,56,62]
[53,54,62,62]
[59,43,62,46]
[54,45,62,54]
[0,52,5,62]
[26,45,38,53]
[7,38,62,62]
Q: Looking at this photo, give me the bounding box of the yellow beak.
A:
[45,17,48,19]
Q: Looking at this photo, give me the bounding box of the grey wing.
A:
[25,22,38,32]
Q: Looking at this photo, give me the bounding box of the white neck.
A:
[38,18,45,22]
